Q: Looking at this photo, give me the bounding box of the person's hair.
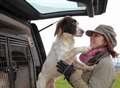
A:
[106,40,118,58]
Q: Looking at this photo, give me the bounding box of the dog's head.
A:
[54,16,84,37]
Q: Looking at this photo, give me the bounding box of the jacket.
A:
[88,54,115,88]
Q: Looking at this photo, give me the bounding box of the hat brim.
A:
[86,30,104,37]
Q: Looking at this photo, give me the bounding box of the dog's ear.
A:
[54,17,68,36]
[54,20,63,36]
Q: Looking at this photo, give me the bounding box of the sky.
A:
[33,0,120,56]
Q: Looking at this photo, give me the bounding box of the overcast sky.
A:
[33,0,120,55]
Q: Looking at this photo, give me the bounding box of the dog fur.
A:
[36,16,91,88]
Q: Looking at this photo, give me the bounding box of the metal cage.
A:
[0,34,36,88]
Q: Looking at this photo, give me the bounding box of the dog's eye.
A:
[72,21,76,25]
[72,21,78,26]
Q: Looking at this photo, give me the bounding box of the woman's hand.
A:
[56,60,75,81]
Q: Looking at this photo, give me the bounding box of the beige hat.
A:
[86,25,117,48]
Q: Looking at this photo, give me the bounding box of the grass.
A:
[55,72,120,88]
[112,72,120,88]
[55,75,73,88]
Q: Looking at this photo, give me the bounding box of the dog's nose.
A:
[79,28,84,34]
[75,28,84,37]
[81,29,84,34]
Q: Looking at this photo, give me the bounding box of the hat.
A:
[86,25,117,48]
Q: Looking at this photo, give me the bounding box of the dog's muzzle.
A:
[75,27,84,37]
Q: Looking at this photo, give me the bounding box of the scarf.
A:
[79,47,107,64]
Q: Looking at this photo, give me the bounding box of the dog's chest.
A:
[41,35,74,74]
[52,39,73,61]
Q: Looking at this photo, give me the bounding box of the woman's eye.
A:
[95,34,99,37]
[93,34,100,37]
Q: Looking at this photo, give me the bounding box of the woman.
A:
[56,24,118,88]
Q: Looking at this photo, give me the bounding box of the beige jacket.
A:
[88,55,115,88]
[70,54,115,88]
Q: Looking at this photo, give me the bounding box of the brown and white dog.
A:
[37,16,92,88]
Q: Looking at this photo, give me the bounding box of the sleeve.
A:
[69,70,89,88]
[88,57,115,88]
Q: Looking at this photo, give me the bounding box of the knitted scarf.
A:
[79,47,107,64]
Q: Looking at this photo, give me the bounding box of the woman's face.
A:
[90,33,107,49]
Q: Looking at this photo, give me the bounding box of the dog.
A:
[36,16,93,88]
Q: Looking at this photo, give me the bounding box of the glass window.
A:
[25,0,86,14]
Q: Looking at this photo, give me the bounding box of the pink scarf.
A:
[79,48,107,64]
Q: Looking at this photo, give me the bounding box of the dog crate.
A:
[0,33,36,88]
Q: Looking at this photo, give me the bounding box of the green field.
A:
[112,72,120,88]
[55,76,73,88]
[55,72,120,88]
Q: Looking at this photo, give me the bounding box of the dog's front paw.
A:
[76,47,91,53]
